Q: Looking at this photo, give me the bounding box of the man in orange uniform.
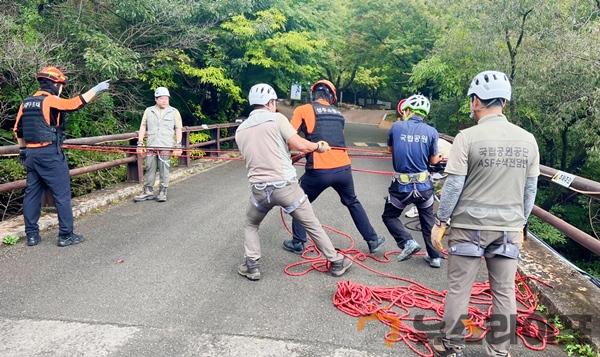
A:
[13,66,110,247]
[282,79,386,254]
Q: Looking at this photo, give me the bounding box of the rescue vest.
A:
[305,102,346,146]
[304,102,346,169]
[21,95,61,144]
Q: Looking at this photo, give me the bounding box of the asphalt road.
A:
[0,123,565,356]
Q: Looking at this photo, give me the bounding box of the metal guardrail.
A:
[0,122,240,193]
[3,127,598,255]
[439,134,600,256]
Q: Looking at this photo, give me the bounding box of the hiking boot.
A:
[282,239,305,254]
[26,233,41,246]
[397,239,421,261]
[330,257,353,277]
[156,187,167,202]
[57,232,85,247]
[424,256,442,268]
[134,186,155,202]
[238,257,261,281]
[367,236,386,254]
[432,337,464,357]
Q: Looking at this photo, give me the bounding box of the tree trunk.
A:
[560,127,569,171]
[505,9,533,122]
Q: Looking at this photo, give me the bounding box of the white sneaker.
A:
[397,240,421,261]
[424,256,442,268]
[405,206,419,218]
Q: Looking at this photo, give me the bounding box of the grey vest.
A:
[145,106,178,147]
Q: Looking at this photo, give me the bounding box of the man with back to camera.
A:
[431,70,539,357]
[382,94,445,267]
[282,79,386,256]
[235,83,353,281]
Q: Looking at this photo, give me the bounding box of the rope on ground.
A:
[63,141,559,354]
[278,209,559,356]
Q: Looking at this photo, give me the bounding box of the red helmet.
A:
[396,98,407,115]
[37,66,67,84]
[310,79,337,104]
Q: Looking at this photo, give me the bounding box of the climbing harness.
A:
[485,231,521,260]
[449,230,520,259]
[250,179,306,214]
[386,171,434,210]
[448,230,486,257]
[393,171,430,184]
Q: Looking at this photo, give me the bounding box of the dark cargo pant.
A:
[381,180,440,259]
[292,166,379,244]
[23,146,73,236]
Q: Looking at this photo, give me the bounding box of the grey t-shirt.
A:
[235,109,297,184]
[445,114,540,231]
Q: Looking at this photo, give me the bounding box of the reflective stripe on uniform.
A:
[393,171,430,184]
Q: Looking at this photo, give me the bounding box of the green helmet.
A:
[401,94,430,116]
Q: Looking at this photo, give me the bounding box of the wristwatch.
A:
[434,214,450,227]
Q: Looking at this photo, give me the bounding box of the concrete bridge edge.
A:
[519,236,600,352]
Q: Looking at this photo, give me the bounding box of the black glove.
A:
[19,148,26,164]
[429,162,446,173]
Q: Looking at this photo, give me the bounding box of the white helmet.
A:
[154,87,170,97]
[401,94,431,115]
[467,70,511,101]
[248,83,277,106]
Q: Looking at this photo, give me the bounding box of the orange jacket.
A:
[291,99,351,169]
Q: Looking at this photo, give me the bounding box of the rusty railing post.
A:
[216,126,221,154]
[210,127,218,158]
[127,137,142,183]
[179,129,190,167]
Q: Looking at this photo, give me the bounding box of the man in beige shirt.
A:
[234,83,352,281]
[134,87,183,202]
[431,71,540,357]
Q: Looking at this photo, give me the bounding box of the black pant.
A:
[23,146,73,236]
[381,182,440,259]
[292,166,378,243]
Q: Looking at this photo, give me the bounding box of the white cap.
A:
[154,87,170,97]
[248,83,277,106]
[467,71,511,101]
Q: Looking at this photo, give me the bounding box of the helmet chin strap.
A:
[470,97,505,121]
